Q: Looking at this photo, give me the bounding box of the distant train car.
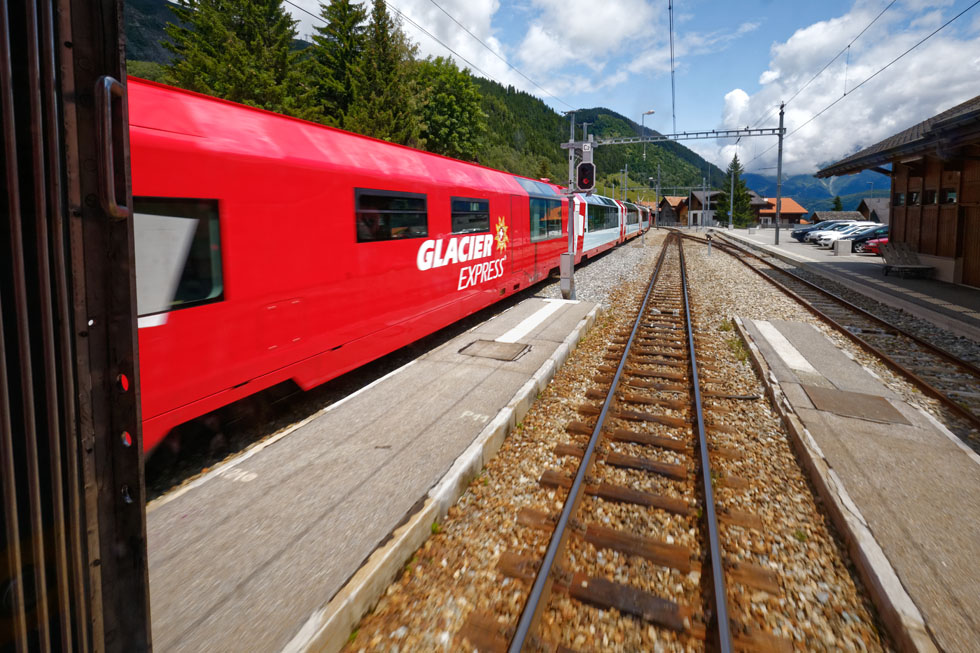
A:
[129,78,645,453]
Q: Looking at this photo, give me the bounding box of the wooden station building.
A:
[817,95,980,287]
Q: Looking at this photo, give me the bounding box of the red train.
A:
[129,78,651,453]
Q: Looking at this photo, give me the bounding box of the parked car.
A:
[805,221,864,242]
[863,237,888,255]
[847,225,889,252]
[792,220,846,242]
[815,223,879,248]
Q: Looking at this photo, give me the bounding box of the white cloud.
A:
[514,0,657,76]
[700,1,980,175]
[759,70,780,84]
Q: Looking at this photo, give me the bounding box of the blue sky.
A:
[288,0,980,175]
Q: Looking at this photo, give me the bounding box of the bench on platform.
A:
[880,242,934,279]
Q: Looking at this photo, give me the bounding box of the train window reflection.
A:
[451,197,490,234]
[530,197,562,242]
[134,197,223,317]
[356,189,428,242]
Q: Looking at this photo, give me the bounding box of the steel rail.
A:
[681,231,980,432]
[678,238,733,652]
[711,233,980,377]
[508,235,674,651]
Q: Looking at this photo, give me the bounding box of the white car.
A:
[816,223,878,247]
[804,222,859,242]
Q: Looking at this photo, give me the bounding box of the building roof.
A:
[857,197,890,221]
[660,195,686,208]
[758,197,808,215]
[816,94,980,177]
[691,190,721,204]
[810,211,865,222]
[748,190,770,207]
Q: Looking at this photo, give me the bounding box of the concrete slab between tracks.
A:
[716,228,980,343]
[145,297,599,653]
[737,317,980,653]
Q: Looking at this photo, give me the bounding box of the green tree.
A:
[832,195,843,211]
[128,60,166,82]
[414,58,486,161]
[305,0,367,126]
[345,0,421,146]
[715,154,754,227]
[163,0,320,121]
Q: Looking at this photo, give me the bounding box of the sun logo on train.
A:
[494,216,509,254]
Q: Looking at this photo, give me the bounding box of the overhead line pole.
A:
[775,102,785,245]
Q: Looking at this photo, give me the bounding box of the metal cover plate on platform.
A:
[802,385,911,425]
[459,339,530,361]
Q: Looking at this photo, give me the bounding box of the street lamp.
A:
[641,109,655,160]
[868,181,874,197]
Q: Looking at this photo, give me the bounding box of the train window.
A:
[908,190,920,205]
[894,192,905,206]
[451,197,490,234]
[355,189,428,242]
[133,198,223,317]
[586,204,615,231]
[529,197,562,242]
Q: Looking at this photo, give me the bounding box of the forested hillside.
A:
[124,0,722,199]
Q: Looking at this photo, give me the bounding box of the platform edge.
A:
[283,303,601,653]
[733,316,939,653]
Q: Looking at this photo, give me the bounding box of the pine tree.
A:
[415,58,486,161]
[715,154,754,227]
[163,0,320,121]
[305,0,367,126]
[832,195,843,211]
[345,0,421,146]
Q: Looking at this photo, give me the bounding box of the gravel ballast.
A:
[341,233,889,651]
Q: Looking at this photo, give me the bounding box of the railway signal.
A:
[576,161,595,192]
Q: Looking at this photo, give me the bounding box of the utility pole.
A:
[656,165,661,227]
[702,176,706,229]
[775,102,785,245]
[622,164,628,201]
[729,161,735,230]
[566,112,576,195]
[561,111,578,300]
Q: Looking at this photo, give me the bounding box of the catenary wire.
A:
[424,0,574,110]
[745,0,979,167]
[744,0,897,130]
[282,0,505,88]
[284,0,573,111]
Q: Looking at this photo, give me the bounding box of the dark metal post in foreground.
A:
[775,102,785,245]
[1,0,150,649]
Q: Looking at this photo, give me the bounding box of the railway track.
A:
[690,231,980,440]
[459,233,788,651]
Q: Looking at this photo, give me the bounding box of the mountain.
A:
[124,0,177,65]
[742,168,891,214]
[124,0,722,195]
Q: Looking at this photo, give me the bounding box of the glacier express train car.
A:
[129,78,646,453]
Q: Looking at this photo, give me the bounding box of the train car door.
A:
[509,194,533,285]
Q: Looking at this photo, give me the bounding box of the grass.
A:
[431,521,442,535]
[727,336,750,364]
[794,529,808,542]
[348,629,359,644]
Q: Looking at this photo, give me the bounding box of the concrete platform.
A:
[146,297,599,653]
[738,318,980,653]
[715,227,980,343]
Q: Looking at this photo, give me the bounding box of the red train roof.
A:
[127,77,556,197]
